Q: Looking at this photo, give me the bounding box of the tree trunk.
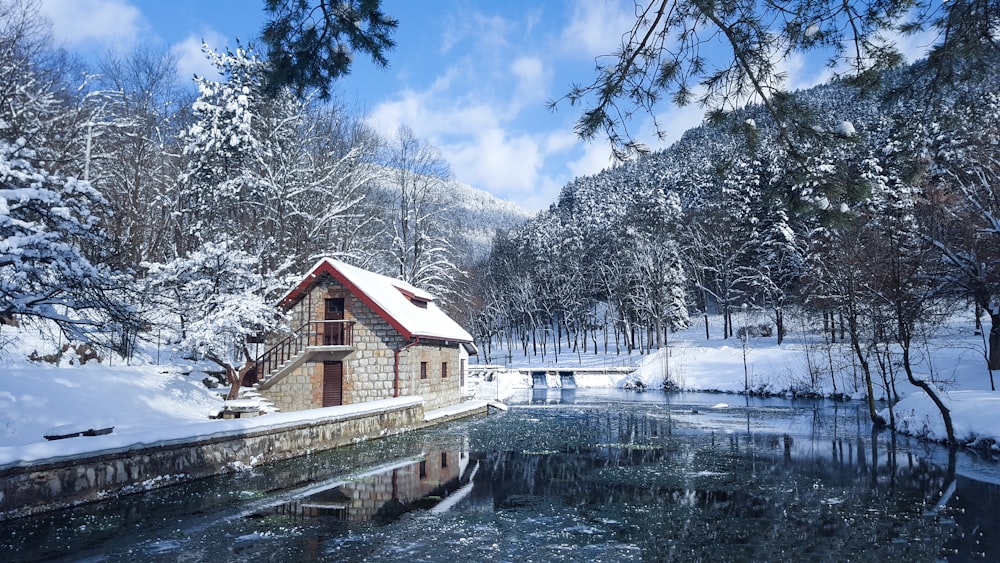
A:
[847,313,885,427]
[775,308,784,345]
[988,309,1000,370]
[902,337,956,445]
[224,358,256,401]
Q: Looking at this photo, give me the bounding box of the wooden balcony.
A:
[308,320,355,349]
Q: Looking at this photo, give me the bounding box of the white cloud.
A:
[368,87,579,210]
[368,88,505,140]
[655,105,706,146]
[567,139,614,179]
[171,32,228,82]
[440,12,510,54]
[889,27,938,64]
[510,56,548,105]
[446,128,543,197]
[544,129,579,155]
[559,0,634,58]
[781,52,834,93]
[39,0,145,50]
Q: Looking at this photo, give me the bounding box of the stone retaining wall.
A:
[0,397,484,521]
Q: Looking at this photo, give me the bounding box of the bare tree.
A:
[382,125,462,299]
[89,48,187,266]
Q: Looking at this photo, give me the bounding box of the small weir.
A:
[528,369,581,388]
[469,364,633,390]
[525,367,633,388]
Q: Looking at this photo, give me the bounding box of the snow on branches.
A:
[143,241,289,399]
[0,32,131,346]
[0,138,114,328]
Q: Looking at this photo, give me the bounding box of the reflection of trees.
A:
[460,407,976,561]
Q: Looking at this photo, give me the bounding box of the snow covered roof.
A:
[278,258,474,345]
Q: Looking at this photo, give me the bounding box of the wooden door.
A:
[324,298,345,345]
[322,361,343,407]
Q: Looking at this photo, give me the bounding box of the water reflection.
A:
[259,450,474,523]
[531,387,577,404]
[1,392,998,562]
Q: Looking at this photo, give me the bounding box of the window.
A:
[420,361,428,379]
[419,460,427,478]
[441,362,448,378]
[441,452,448,468]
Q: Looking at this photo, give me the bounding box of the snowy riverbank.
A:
[2,312,999,464]
[468,312,1000,451]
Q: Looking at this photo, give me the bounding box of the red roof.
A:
[278,258,474,344]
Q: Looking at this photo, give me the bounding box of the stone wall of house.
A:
[0,397,451,522]
[343,285,405,404]
[262,275,463,412]
[262,362,322,412]
[398,341,463,411]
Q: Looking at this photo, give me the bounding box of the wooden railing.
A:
[249,320,356,384]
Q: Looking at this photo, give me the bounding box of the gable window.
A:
[420,361,428,379]
[441,362,448,378]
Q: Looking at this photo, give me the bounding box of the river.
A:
[2,390,998,562]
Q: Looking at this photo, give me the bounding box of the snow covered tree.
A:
[179,43,296,261]
[625,187,690,349]
[0,137,130,341]
[0,0,135,349]
[526,211,587,361]
[294,106,385,267]
[142,242,289,400]
[682,156,761,340]
[179,43,380,273]
[89,48,187,267]
[742,202,803,345]
[863,159,956,443]
[920,92,1000,373]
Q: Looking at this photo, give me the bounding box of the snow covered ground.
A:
[1,311,998,469]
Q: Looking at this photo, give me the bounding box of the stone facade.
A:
[262,276,464,412]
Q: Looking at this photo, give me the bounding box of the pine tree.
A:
[262,0,397,99]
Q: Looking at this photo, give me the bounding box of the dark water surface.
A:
[2,390,999,562]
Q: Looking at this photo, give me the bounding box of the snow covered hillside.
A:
[368,165,535,261]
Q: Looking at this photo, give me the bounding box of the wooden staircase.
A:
[248,320,355,390]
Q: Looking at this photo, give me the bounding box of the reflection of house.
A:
[267,450,471,521]
[250,258,476,412]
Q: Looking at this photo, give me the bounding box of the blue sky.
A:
[36,0,932,211]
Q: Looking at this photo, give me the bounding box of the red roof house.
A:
[252,258,476,412]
